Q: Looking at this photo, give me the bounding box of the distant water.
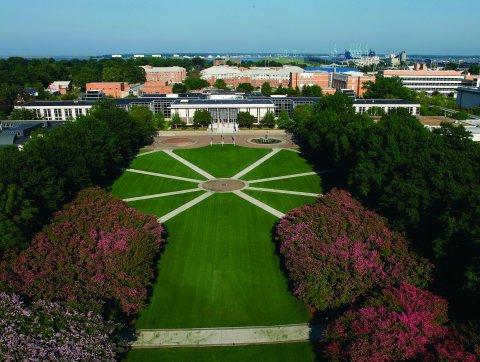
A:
[305,66,358,73]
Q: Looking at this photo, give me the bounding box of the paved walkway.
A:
[247,171,317,184]
[231,148,281,179]
[158,191,212,223]
[123,188,202,202]
[233,190,285,218]
[132,323,323,348]
[163,149,215,180]
[247,186,320,198]
[125,168,202,183]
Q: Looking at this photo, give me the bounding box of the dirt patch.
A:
[200,179,246,192]
[161,137,197,146]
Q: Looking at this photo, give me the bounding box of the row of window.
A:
[36,108,86,120]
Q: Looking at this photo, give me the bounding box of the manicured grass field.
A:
[243,150,315,181]
[127,191,204,219]
[134,193,309,329]
[110,172,199,199]
[129,151,206,180]
[243,190,318,214]
[110,146,323,360]
[174,145,270,178]
[252,174,323,194]
[126,342,316,362]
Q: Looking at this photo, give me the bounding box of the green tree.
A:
[214,79,227,90]
[260,111,276,128]
[170,113,183,129]
[364,74,416,100]
[444,62,459,70]
[236,111,255,128]
[468,64,480,75]
[153,112,166,130]
[301,85,322,97]
[261,82,272,96]
[9,108,40,120]
[192,109,212,128]
[276,110,292,130]
[236,83,254,93]
[172,83,188,93]
[183,75,209,90]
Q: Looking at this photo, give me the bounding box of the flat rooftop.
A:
[353,99,419,105]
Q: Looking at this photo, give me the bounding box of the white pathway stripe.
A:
[122,188,202,202]
[233,190,285,218]
[125,168,203,183]
[163,149,215,180]
[158,191,213,223]
[135,149,163,157]
[247,171,318,184]
[247,187,321,198]
[231,148,282,180]
[132,323,323,347]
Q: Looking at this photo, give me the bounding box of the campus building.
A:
[47,81,71,95]
[353,99,420,116]
[85,82,130,98]
[16,93,420,122]
[170,99,275,126]
[456,87,480,109]
[200,65,304,88]
[383,64,464,95]
[140,65,187,84]
[140,82,173,95]
[289,71,335,93]
[331,71,375,97]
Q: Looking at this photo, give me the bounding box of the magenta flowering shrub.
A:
[0,292,118,361]
[324,283,477,361]
[276,188,431,310]
[3,187,164,316]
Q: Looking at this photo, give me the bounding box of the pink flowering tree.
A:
[324,283,477,361]
[2,187,164,317]
[276,188,431,310]
[0,292,120,361]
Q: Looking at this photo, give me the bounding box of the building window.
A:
[44,109,52,120]
[54,108,62,120]
[65,108,73,118]
[75,108,83,117]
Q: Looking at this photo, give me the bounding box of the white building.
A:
[17,100,94,120]
[170,99,275,126]
[353,99,420,116]
[383,65,464,95]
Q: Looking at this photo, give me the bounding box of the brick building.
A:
[331,71,375,97]
[140,66,187,84]
[85,82,130,98]
[47,81,71,95]
[140,82,173,95]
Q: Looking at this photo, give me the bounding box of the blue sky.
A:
[1,0,479,56]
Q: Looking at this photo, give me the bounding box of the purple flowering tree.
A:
[0,292,119,361]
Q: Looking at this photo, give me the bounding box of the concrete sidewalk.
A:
[132,323,323,348]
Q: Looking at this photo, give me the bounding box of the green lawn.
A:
[125,343,316,362]
[130,151,206,180]
[109,172,199,199]
[135,193,308,329]
[243,190,318,214]
[174,145,270,178]
[127,191,205,219]
[251,174,322,194]
[242,150,315,181]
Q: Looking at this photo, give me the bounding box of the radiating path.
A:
[125,168,203,183]
[246,187,320,197]
[132,323,323,348]
[231,148,281,180]
[163,149,215,180]
[122,188,202,202]
[158,191,213,223]
[247,171,317,184]
[136,149,163,157]
[233,190,285,218]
